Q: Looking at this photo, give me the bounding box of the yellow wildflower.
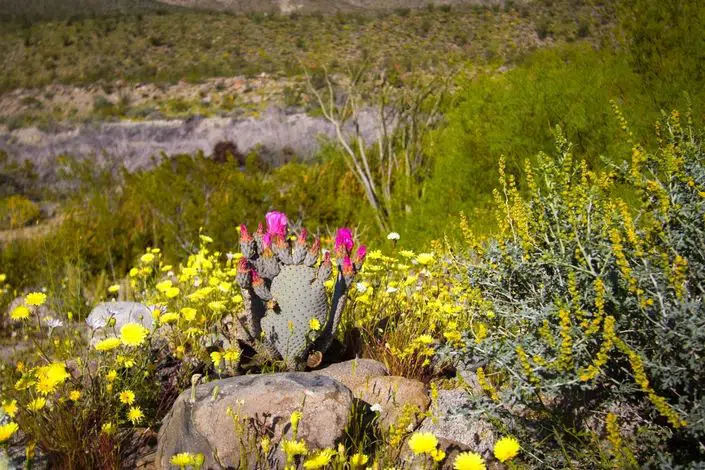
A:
[108,284,121,293]
[95,337,121,351]
[493,436,520,463]
[101,422,116,435]
[303,449,336,469]
[224,349,241,363]
[408,431,438,454]
[349,453,368,467]
[10,305,30,321]
[290,410,303,435]
[140,253,155,264]
[165,287,181,299]
[155,280,172,292]
[309,318,321,331]
[127,406,144,424]
[453,451,486,470]
[25,292,47,306]
[431,448,446,462]
[0,274,5,283]
[106,370,118,382]
[416,253,435,265]
[282,438,308,457]
[159,312,179,324]
[120,323,148,346]
[170,452,195,468]
[2,400,18,418]
[69,390,81,401]
[27,397,46,412]
[210,351,223,367]
[119,390,136,405]
[181,307,197,321]
[35,363,70,395]
[0,422,19,443]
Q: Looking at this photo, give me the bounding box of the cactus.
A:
[235,212,365,370]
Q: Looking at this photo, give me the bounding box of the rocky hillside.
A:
[0,0,523,21]
[155,0,517,15]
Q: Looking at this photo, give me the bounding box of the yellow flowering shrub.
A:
[445,115,705,467]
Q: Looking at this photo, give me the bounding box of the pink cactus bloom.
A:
[240,224,252,242]
[342,256,354,275]
[265,211,288,237]
[262,233,273,249]
[298,228,307,244]
[355,245,367,263]
[335,228,355,253]
[256,222,264,235]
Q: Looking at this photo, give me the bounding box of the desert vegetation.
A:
[1,0,705,468]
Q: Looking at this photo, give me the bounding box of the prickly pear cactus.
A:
[235,212,366,370]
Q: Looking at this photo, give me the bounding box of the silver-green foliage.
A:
[444,113,705,468]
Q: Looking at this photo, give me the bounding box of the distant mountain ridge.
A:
[154,0,513,15]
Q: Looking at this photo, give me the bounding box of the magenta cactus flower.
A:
[262,232,273,249]
[335,228,355,253]
[265,211,288,237]
[355,245,367,262]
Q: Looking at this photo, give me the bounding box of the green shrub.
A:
[409,44,662,244]
[444,112,705,467]
[0,195,40,230]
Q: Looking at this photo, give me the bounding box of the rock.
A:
[155,373,354,469]
[121,428,159,470]
[85,302,153,341]
[353,376,430,430]
[416,389,497,462]
[317,358,388,391]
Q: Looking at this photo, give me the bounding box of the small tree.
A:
[305,64,451,233]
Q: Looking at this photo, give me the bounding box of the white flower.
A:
[193,278,202,287]
[86,317,107,330]
[386,286,398,294]
[226,252,235,261]
[45,317,64,329]
[370,403,383,413]
[356,282,368,293]
[387,232,400,241]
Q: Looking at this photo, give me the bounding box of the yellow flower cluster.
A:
[615,337,687,428]
[555,308,573,372]
[475,367,499,401]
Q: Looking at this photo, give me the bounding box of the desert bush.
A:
[411,44,657,244]
[442,112,705,467]
[0,195,41,230]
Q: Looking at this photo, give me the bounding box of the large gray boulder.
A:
[155,373,354,469]
[353,375,430,430]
